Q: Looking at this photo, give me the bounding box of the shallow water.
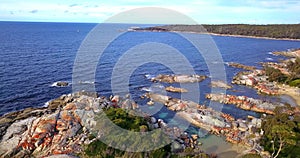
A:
[199,135,247,158]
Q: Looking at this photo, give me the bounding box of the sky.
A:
[0,0,299,24]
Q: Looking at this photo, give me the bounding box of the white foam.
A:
[78,81,95,84]
[145,74,155,80]
[266,57,274,61]
[51,82,58,87]
[43,100,50,107]
[141,87,152,92]
[224,62,229,66]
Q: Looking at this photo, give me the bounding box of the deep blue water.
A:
[1,21,300,122]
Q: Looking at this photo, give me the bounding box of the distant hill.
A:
[134,24,300,39]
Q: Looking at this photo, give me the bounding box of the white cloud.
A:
[0,0,299,23]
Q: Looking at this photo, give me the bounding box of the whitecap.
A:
[43,100,50,107]
[79,81,95,84]
[141,87,152,92]
[145,74,155,80]
[266,57,273,61]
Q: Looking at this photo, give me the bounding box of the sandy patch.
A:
[199,135,249,158]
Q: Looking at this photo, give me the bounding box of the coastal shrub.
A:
[287,58,300,78]
[261,105,300,158]
[84,139,124,157]
[104,108,149,132]
[288,79,300,88]
[264,66,288,83]
[83,108,211,157]
[83,139,178,158]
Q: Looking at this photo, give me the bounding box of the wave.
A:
[266,57,274,61]
[267,52,273,55]
[145,74,155,80]
[43,100,51,107]
[211,61,224,64]
[141,87,152,92]
[78,81,96,84]
[141,84,165,92]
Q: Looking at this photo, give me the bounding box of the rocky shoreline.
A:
[227,62,256,71]
[0,91,206,158]
[206,93,299,115]
[272,49,300,58]
[2,49,299,157]
[165,86,188,93]
[230,57,300,102]
[144,93,269,157]
[210,81,232,89]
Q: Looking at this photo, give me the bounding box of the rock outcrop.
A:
[144,92,266,155]
[151,74,207,83]
[165,86,188,93]
[210,81,232,89]
[0,91,203,157]
[0,91,102,157]
[52,81,69,87]
[228,62,256,71]
[205,93,291,115]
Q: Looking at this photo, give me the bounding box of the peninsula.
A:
[133,24,300,40]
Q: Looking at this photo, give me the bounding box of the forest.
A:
[136,24,300,39]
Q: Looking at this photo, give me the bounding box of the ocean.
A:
[1,21,300,126]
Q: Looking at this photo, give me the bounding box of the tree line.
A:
[138,24,300,39]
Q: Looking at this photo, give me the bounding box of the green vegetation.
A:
[141,24,300,39]
[104,108,149,132]
[265,66,287,83]
[264,57,300,88]
[289,79,300,88]
[80,107,210,158]
[203,24,300,39]
[287,57,300,78]
[83,139,174,158]
[261,105,300,158]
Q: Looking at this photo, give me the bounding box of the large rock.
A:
[0,92,105,157]
[54,81,69,87]
[0,117,36,156]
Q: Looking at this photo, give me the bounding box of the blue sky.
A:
[0,0,299,24]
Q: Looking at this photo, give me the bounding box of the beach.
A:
[199,135,249,158]
[278,84,300,106]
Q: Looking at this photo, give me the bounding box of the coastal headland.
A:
[132,24,300,41]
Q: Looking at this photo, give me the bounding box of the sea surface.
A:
[1,22,300,131]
